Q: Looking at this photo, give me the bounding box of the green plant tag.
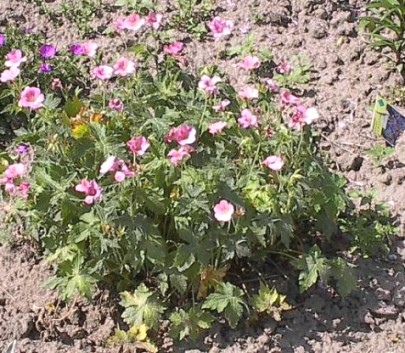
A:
[371,94,387,136]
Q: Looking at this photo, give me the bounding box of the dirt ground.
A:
[1,0,405,352]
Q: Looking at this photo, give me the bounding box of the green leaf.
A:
[120,283,165,329]
[202,282,247,329]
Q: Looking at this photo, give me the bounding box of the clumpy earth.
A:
[1,0,405,352]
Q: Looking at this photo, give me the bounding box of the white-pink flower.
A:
[238,109,258,129]
[82,41,98,58]
[124,13,145,32]
[303,107,319,125]
[113,57,136,77]
[4,163,26,179]
[288,105,319,130]
[164,41,184,56]
[198,75,221,95]
[5,49,27,68]
[213,99,230,112]
[239,55,261,71]
[0,67,20,83]
[238,86,259,100]
[147,12,163,30]
[175,125,197,145]
[208,17,233,40]
[75,179,103,205]
[213,200,234,222]
[91,65,113,80]
[18,87,45,110]
[127,136,150,156]
[168,146,194,166]
[263,155,284,171]
[208,121,227,135]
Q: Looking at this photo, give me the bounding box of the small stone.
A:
[257,333,271,345]
[311,26,327,39]
[377,173,392,185]
[393,286,405,307]
[375,288,392,301]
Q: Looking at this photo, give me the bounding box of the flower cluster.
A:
[0,163,30,197]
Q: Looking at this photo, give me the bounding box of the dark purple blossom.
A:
[0,34,5,47]
[39,44,57,59]
[40,63,52,73]
[15,143,30,154]
[70,44,84,56]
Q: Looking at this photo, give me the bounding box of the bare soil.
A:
[1,0,405,352]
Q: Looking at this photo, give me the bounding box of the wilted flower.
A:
[238,86,259,100]
[239,55,261,71]
[164,41,184,56]
[127,136,150,156]
[213,200,234,222]
[51,78,63,90]
[147,12,163,30]
[5,49,27,68]
[213,99,231,112]
[277,60,293,74]
[280,91,300,106]
[198,75,221,95]
[75,179,103,205]
[113,57,136,77]
[108,98,124,112]
[18,87,45,110]
[238,109,258,129]
[91,65,113,80]
[208,16,233,40]
[39,44,57,59]
[0,67,20,83]
[263,155,284,171]
[265,79,279,93]
[208,121,227,135]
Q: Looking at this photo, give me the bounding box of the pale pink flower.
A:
[4,163,26,179]
[208,121,227,135]
[100,156,120,175]
[4,182,17,195]
[198,75,221,95]
[124,13,145,32]
[288,105,319,130]
[114,163,135,182]
[147,12,163,30]
[175,125,197,145]
[238,109,258,129]
[108,98,124,112]
[75,179,103,205]
[303,107,319,125]
[82,41,98,58]
[113,57,136,77]
[265,79,279,93]
[263,155,284,171]
[168,146,194,166]
[208,17,233,40]
[18,87,45,110]
[114,17,127,32]
[127,136,150,156]
[213,99,230,112]
[213,200,234,222]
[277,61,293,74]
[91,65,113,80]
[238,86,259,100]
[0,67,20,82]
[164,41,184,56]
[239,55,261,71]
[280,91,300,106]
[5,49,27,68]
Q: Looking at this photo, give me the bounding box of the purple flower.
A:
[70,44,84,56]
[15,143,30,154]
[0,34,5,47]
[40,63,52,73]
[39,44,57,59]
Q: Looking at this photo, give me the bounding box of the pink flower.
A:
[4,182,17,195]
[164,41,184,56]
[238,109,258,129]
[213,200,234,222]
[108,98,124,112]
[198,75,221,95]
[100,156,135,182]
[277,61,293,74]
[5,49,27,68]
[175,125,197,145]
[239,55,261,71]
[124,13,145,32]
[168,146,194,166]
[213,99,230,112]
[263,155,284,171]
[303,107,319,125]
[18,87,45,110]
[280,91,300,106]
[0,67,20,82]
[288,105,319,130]
[100,156,120,175]
[147,12,163,30]
[265,79,279,93]
[114,17,127,32]
[208,121,227,135]
[91,65,113,80]
[75,179,103,205]
[113,57,136,77]
[208,17,233,40]
[238,86,259,100]
[18,182,30,198]
[127,136,150,156]
[4,163,26,179]
[82,41,98,58]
